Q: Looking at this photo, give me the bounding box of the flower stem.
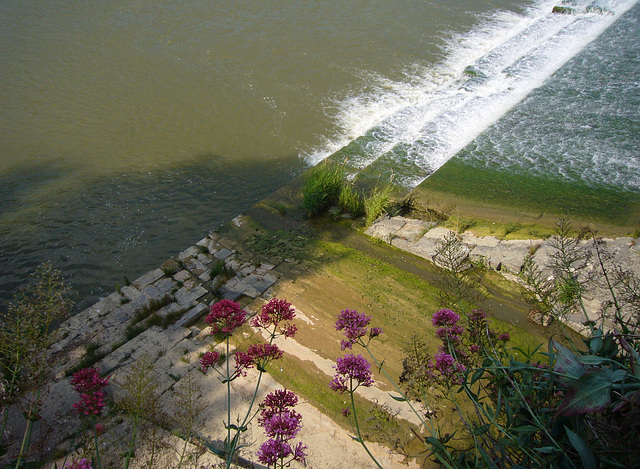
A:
[15,390,40,469]
[225,335,233,468]
[349,388,383,469]
[94,425,102,469]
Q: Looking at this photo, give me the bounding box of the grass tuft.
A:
[338,184,364,217]
[302,163,345,216]
[364,185,393,226]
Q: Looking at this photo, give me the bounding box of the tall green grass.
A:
[339,183,364,217]
[364,185,393,226]
[302,163,344,216]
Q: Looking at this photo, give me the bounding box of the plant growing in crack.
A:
[117,354,159,469]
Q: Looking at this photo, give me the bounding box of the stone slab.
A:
[173,303,208,329]
[175,285,208,307]
[132,268,165,289]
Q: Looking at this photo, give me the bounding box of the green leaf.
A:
[577,355,609,365]
[472,423,491,436]
[388,393,406,402]
[605,368,628,383]
[565,426,597,469]
[556,368,613,416]
[470,368,484,384]
[511,425,540,434]
[588,328,603,354]
[534,446,558,453]
[553,340,588,386]
[508,360,532,371]
[601,334,619,358]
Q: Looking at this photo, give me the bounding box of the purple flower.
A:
[257,439,291,466]
[251,298,296,329]
[280,323,298,338]
[257,440,307,467]
[341,408,352,417]
[70,368,108,395]
[233,351,254,378]
[262,411,303,439]
[257,389,306,467]
[498,333,510,342]
[234,343,284,376]
[64,459,93,469]
[433,352,466,384]
[329,354,375,393]
[432,309,460,327]
[205,300,247,336]
[468,309,489,322]
[435,325,465,342]
[199,351,220,374]
[259,389,299,422]
[70,368,108,416]
[335,309,382,350]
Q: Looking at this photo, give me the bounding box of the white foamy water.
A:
[305,0,640,189]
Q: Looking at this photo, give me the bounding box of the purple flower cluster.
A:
[205,300,247,337]
[329,354,375,394]
[70,368,108,416]
[257,389,307,468]
[63,459,93,469]
[199,351,221,374]
[257,439,307,468]
[432,309,460,327]
[335,309,383,350]
[234,343,284,376]
[251,298,298,338]
[433,352,466,384]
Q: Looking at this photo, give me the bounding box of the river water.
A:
[1,0,638,310]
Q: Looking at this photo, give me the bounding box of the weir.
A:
[309,0,639,189]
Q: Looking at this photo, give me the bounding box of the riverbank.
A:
[3,174,561,468]
[4,167,638,467]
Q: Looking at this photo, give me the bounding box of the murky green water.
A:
[3,0,637,310]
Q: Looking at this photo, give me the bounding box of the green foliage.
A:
[457,217,477,234]
[364,185,393,226]
[0,262,72,464]
[399,220,640,468]
[338,183,364,217]
[247,229,311,260]
[302,163,344,216]
[503,222,522,237]
[433,231,483,312]
[421,157,640,227]
[133,295,173,324]
[387,195,417,218]
[210,260,234,279]
[66,343,109,377]
[117,355,160,469]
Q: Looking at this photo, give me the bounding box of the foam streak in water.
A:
[305,0,639,189]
